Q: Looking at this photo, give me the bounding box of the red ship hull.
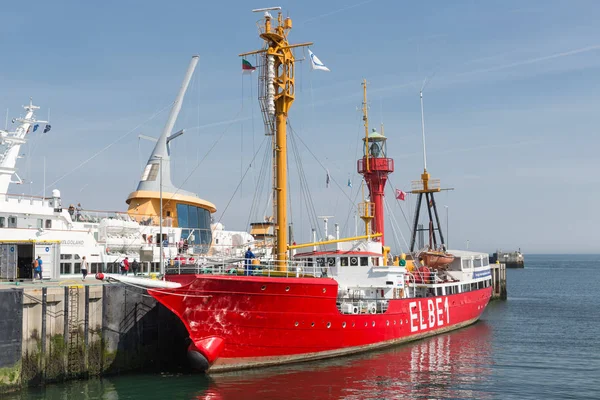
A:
[149,274,492,372]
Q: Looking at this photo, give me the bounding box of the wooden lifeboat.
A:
[420,250,455,269]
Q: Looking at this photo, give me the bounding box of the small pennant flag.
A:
[43,124,51,133]
[308,49,330,72]
[428,198,434,207]
[242,59,256,74]
[33,124,39,132]
[395,189,406,201]
[326,170,331,188]
[347,178,352,188]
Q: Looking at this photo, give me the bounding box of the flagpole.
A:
[420,90,427,171]
[43,157,46,200]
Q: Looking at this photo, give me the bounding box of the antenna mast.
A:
[420,90,427,171]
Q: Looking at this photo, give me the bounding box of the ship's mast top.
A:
[241,7,312,269]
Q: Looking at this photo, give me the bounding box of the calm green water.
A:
[7,255,600,400]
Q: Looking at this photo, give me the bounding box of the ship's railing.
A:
[406,269,446,285]
[165,257,327,278]
[411,178,441,191]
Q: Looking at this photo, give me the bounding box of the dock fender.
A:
[188,336,225,369]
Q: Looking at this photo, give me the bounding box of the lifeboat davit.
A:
[420,250,455,269]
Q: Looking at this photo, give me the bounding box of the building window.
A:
[0,217,4,228]
[60,254,73,260]
[74,263,81,274]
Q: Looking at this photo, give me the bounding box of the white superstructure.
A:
[0,97,253,280]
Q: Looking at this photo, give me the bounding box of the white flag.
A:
[308,49,330,72]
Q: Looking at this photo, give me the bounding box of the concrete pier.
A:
[490,262,507,300]
[0,280,188,394]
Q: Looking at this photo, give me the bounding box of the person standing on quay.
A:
[33,256,43,281]
[132,259,140,276]
[81,256,88,281]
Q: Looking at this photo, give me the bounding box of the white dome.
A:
[211,222,224,231]
[52,189,61,198]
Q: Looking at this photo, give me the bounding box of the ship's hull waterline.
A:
[150,274,492,372]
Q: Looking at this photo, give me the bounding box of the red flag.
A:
[395,189,406,201]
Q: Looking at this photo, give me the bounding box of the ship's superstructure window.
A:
[462,258,471,269]
[140,163,159,181]
[340,257,348,266]
[45,220,52,229]
[8,216,16,227]
[360,257,369,266]
[176,204,212,252]
[0,217,4,228]
[37,219,43,228]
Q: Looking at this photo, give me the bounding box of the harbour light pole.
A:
[445,205,449,249]
[158,156,164,276]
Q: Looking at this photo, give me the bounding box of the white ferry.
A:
[0,62,252,281]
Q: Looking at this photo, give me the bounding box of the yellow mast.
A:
[241,9,312,270]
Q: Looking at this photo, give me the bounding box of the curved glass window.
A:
[176,204,212,253]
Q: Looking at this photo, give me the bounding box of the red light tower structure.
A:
[357,80,394,245]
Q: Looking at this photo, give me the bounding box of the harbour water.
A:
[6,254,599,400]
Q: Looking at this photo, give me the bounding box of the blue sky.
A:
[2,0,600,254]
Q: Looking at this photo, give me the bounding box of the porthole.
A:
[326,322,331,328]
[352,322,355,327]
[261,285,266,291]
[295,321,299,327]
[372,321,375,327]
[311,322,315,327]
[386,320,389,326]
[365,322,368,327]
[285,286,290,292]
[322,288,326,293]
[394,320,396,325]
[342,322,346,328]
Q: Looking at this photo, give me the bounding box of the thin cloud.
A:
[455,44,600,78]
[301,0,380,25]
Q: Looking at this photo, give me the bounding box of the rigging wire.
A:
[162,106,245,210]
[42,101,174,193]
[246,135,272,228]
[288,119,359,220]
[289,122,322,243]
[216,136,268,225]
[384,195,410,253]
[386,175,414,231]
[241,72,244,198]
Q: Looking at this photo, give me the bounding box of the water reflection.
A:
[11,322,492,400]
[201,322,493,400]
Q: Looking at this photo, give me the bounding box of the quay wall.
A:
[0,283,188,394]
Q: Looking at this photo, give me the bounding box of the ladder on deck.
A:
[67,286,80,375]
